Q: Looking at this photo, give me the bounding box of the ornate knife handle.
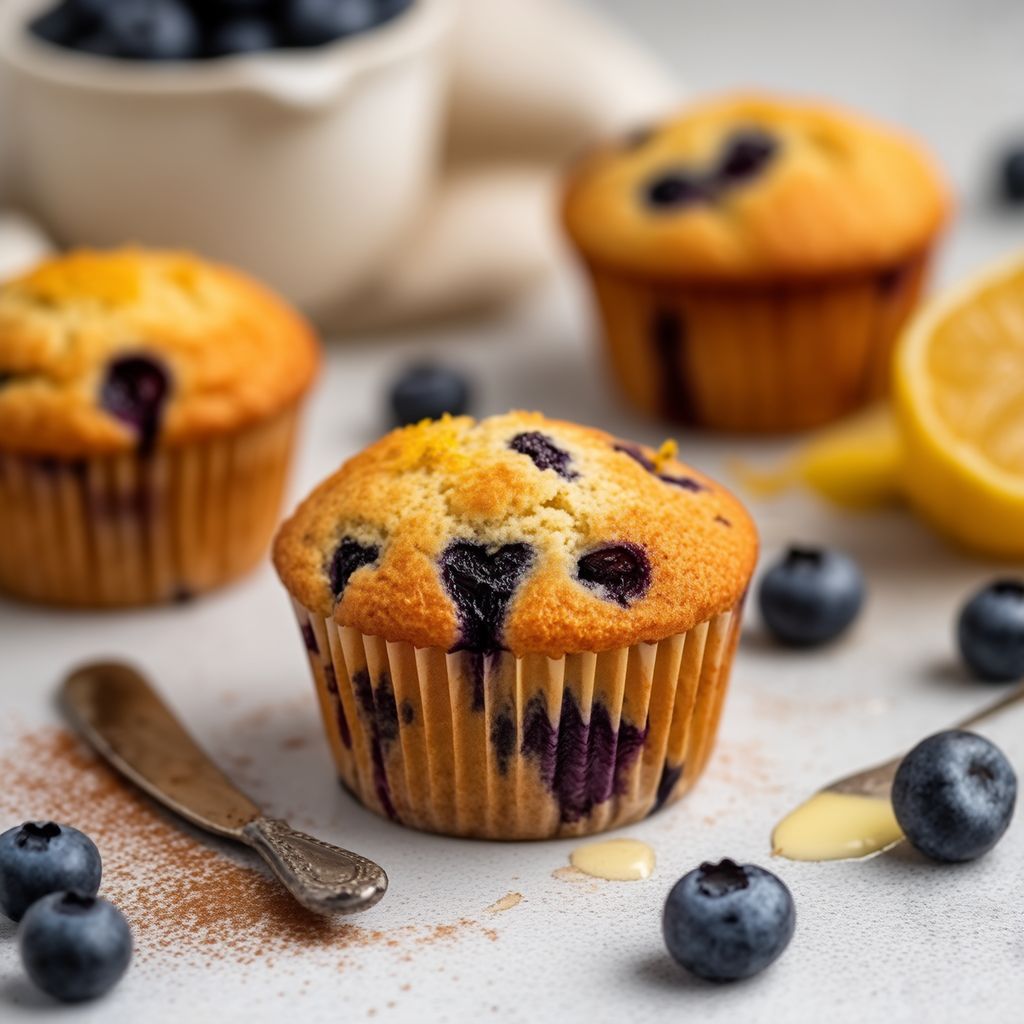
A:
[242,818,388,916]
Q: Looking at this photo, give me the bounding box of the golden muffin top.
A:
[562,93,951,282]
[0,248,320,457]
[273,412,757,658]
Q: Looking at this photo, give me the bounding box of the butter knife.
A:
[772,678,1024,861]
[60,661,388,915]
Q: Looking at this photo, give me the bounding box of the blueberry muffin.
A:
[273,412,757,839]
[0,248,319,606]
[563,93,951,432]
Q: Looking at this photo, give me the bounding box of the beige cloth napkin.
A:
[333,0,680,331]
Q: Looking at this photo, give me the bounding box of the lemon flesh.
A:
[894,253,1024,557]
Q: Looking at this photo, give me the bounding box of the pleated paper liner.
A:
[582,251,931,433]
[293,597,744,840]
[0,405,300,607]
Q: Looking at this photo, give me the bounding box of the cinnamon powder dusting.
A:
[0,727,493,968]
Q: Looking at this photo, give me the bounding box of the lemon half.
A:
[894,252,1024,557]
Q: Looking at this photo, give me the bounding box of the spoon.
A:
[60,661,388,915]
[772,679,1024,862]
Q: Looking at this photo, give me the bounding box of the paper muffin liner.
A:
[580,251,931,433]
[291,596,745,840]
[0,406,300,607]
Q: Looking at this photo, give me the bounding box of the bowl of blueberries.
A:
[0,0,454,317]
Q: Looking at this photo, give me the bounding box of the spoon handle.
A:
[953,679,1024,731]
[242,818,388,916]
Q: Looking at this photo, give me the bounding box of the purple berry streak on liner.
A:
[520,690,648,823]
[650,761,685,816]
[351,669,397,821]
[322,663,351,750]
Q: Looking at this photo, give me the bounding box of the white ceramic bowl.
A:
[0,0,453,318]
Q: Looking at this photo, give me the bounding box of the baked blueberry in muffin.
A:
[274,412,757,839]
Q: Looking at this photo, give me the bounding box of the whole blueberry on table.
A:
[998,146,1024,204]
[19,892,132,1003]
[0,822,102,922]
[283,0,381,46]
[957,579,1024,682]
[663,859,795,982]
[892,730,1017,863]
[758,545,865,647]
[389,363,471,426]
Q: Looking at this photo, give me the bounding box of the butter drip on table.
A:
[569,838,655,881]
[772,791,903,861]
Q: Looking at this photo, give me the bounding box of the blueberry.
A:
[283,0,380,46]
[388,363,471,426]
[0,822,102,922]
[328,536,379,600]
[663,859,795,982]
[99,0,201,60]
[892,730,1017,863]
[957,579,1024,682]
[645,171,709,209]
[19,892,132,1003]
[439,540,534,652]
[508,431,578,480]
[376,0,413,20]
[576,543,651,607]
[209,16,276,55]
[714,129,778,184]
[998,147,1024,204]
[100,354,170,454]
[28,3,94,47]
[758,546,865,647]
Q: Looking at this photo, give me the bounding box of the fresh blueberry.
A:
[508,431,577,480]
[957,579,1024,682]
[758,546,865,647]
[100,354,170,454]
[892,730,1017,863]
[663,859,795,982]
[283,0,380,46]
[439,540,534,652]
[99,0,201,60]
[388,363,471,426]
[0,822,102,923]
[645,171,709,209]
[576,543,651,607]
[998,146,1024,204]
[714,129,778,184]
[328,536,379,600]
[209,16,276,55]
[19,892,132,1003]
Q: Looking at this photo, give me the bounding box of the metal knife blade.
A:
[61,660,261,838]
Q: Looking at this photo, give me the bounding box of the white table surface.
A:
[3,1,1024,1021]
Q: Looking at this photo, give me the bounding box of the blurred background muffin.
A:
[563,93,950,433]
[0,247,319,606]
[273,411,757,839]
